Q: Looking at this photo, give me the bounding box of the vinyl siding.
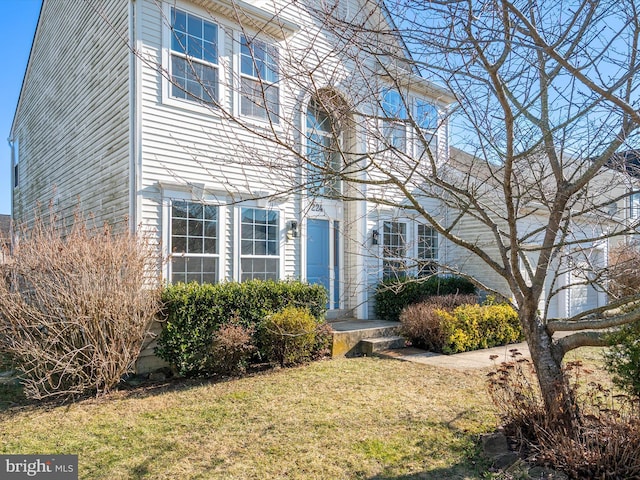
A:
[134,0,453,321]
[136,0,385,286]
[12,0,131,228]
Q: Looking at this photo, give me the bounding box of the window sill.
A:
[163,93,223,116]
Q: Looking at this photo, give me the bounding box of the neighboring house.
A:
[0,215,10,264]
[9,0,454,327]
[607,150,640,234]
[447,147,637,321]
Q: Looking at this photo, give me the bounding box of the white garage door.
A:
[569,249,603,317]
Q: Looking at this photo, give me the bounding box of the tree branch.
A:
[555,331,610,358]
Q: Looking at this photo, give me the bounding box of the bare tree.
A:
[91,0,640,427]
[389,0,640,428]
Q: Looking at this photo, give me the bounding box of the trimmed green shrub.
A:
[604,321,640,400]
[260,306,320,367]
[442,303,522,354]
[400,299,521,354]
[374,276,476,321]
[155,280,327,376]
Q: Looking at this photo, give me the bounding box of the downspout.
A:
[7,136,14,214]
[354,113,368,320]
[7,136,15,255]
[129,0,142,233]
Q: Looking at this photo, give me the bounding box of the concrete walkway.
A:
[378,341,531,370]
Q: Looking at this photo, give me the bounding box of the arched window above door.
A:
[306,96,342,197]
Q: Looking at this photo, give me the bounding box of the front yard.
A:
[0,357,497,479]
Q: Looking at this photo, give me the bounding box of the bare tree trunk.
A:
[520,303,577,433]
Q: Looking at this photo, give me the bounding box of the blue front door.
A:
[306,219,340,309]
[307,219,330,302]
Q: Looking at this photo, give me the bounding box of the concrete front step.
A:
[329,319,401,357]
[360,336,406,356]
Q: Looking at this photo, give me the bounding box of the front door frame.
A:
[304,199,344,311]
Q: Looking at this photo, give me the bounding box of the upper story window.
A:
[381,90,408,152]
[415,100,438,160]
[306,98,341,197]
[170,200,219,284]
[240,36,279,122]
[240,207,280,281]
[170,8,219,105]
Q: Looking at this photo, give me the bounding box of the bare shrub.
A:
[210,323,256,376]
[534,407,640,479]
[399,294,477,350]
[0,213,160,399]
[311,322,334,360]
[608,241,640,299]
[399,302,447,351]
[426,294,479,310]
[486,351,547,449]
[487,353,640,479]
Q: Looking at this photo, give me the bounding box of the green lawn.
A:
[0,357,499,479]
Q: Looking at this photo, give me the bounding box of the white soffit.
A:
[192,0,299,39]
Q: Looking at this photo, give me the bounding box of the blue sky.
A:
[1,0,42,215]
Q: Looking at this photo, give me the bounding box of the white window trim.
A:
[377,218,440,279]
[378,91,444,161]
[412,99,440,162]
[380,89,409,153]
[380,219,408,280]
[162,191,227,284]
[161,2,227,115]
[305,99,344,197]
[416,222,439,276]
[233,30,282,127]
[232,204,285,281]
[630,191,640,219]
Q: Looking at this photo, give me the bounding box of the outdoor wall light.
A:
[287,220,299,240]
[372,229,379,245]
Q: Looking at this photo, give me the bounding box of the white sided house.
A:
[445,147,636,322]
[9,0,455,327]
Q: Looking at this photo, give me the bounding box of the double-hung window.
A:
[170,8,219,105]
[381,221,439,279]
[417,224,438,276]
[170,200,219,284]
[240,207,280,280]
[415,100,438,161]
[381,90,408,152]
[383,221,408,280]
[240,35,279,122]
